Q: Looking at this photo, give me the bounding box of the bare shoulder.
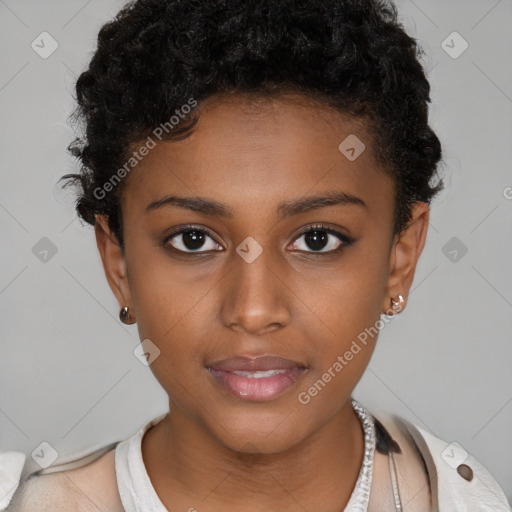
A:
[7,448,123,512]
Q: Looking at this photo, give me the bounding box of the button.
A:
[457,463,473,481]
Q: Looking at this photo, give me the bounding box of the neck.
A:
[141,399,365,512]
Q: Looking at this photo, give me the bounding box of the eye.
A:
[289,224,354,254]
[163,225,223,253]
[162,223,354,255]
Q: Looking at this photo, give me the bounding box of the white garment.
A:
[114,413,168,512]
[114,410,378,512]
[113,412,511,512]
[0,452,25,510]
[1,408,511,511]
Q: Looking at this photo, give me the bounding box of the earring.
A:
[390,294,405,313]
[119,306,136,325]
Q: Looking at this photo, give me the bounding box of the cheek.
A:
[299,248,389,368]
[291,271,387,416]
[127,256,210,398]
[126,241,214,340]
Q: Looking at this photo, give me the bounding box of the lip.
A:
[206,354,308,401]
[208,354,306,372]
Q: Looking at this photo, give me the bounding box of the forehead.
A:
[121,93,395,218]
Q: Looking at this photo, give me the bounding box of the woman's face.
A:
[96,93,428,453]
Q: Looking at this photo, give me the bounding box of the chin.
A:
[204,407,314,455]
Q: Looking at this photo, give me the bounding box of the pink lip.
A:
[206,354,308,401]
[208,354,306,372]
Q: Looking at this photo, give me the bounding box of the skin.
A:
[95,92,429,511]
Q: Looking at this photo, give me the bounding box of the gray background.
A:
[1,0,511,504]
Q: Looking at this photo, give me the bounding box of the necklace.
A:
[345,399,403,512]
[343,398,377,512]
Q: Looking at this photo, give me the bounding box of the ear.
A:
[94,214,134,315]
[381,202,430,314]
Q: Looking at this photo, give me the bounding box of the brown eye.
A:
[290,225,354,254]
[164,226,222,253]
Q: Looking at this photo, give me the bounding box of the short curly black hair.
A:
[60,0,443,253]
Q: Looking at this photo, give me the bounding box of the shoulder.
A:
[2,413,168,512]
[374,410,511,511]
[370,409,432,511]
[2,446,123,512]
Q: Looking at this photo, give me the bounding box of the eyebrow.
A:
[144,191,367,218]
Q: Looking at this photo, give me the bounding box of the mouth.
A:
[206,354,308,402]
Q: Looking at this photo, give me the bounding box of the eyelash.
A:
[294,223,355,253]
[162,223,355,255]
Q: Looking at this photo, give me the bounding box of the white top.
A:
[1,409,510,511]
[113,410,378,512]
[115,413,168,512]
[112,412,512,512]
[0,452,26,510]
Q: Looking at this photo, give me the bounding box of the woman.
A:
[1,0,509,510]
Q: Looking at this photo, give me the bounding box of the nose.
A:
[220,246,292,335]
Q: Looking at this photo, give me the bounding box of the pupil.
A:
[183,230,205,250]
[306,230,328,251]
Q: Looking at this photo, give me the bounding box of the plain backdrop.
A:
[1,0,511,504]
